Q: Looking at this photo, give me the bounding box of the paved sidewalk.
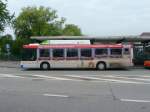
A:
[0,61,19,68]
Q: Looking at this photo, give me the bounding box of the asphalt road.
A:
[0,67,150,112]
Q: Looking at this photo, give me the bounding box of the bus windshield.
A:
[22,48,37,61]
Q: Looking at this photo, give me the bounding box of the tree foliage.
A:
[13,6,65,38]
[0,5,84,60]
[0,34,13,53]
[0,35,30,60]
[0,0,12,32]
[11,37,30,56]
[63,24,82,36]
[13,6,83,39]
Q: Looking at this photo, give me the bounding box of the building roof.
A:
[31,35,137,40]
[140,32,150,37]
[30,33,150,42]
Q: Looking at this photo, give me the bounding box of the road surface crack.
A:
[107,82,118,101]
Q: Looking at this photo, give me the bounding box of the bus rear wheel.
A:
[96,62,106,70]
[40,62,50,70]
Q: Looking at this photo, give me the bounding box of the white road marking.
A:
[88,75,150,78]
[0,73,23,78]
[66,75,141,84]
[120,99,150,103]
[65,75,103,80]
[33,74,81,81]
[43,93,69,98]
[117,75,150,78]
[120,77,150,82]
[139,76,150,78]
[103,75,150,82]
[0,73,150,84]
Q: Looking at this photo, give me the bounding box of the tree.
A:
[63,24,82,36]
[0,34,13,54]
[12,37,30,56]
[0,0,12,32]
[13,6,65,38]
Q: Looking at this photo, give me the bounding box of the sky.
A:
[5,0,150,36]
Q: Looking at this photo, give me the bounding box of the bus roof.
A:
[23,44,125,49]
[41,40,91,44]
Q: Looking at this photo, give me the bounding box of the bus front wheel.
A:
[96,62,106,70]
[40,62,50,70]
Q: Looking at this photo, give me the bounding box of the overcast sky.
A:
[5,0,150,36]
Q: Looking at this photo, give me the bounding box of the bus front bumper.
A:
[144,61,150,68]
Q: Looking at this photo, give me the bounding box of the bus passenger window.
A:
[110,49,122,55]
[95,49,108,56]
[67,49,78,58]
[81,49,92,58]
[124,48,130,54]
[53,49,64,58]
[40,49,50,57]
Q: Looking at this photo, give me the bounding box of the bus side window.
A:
[39,49,50,57]
[95,48,108,57]
[124,48,130,55]
[110,48,122,55]
[67,48,78,59]
[80,48,92,59]
[53,49,64,59]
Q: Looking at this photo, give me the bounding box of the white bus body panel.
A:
[20,61,40,69]
[44,60,81,68]
[21,57,133,69]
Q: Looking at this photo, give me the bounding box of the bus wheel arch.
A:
[96,61,106,70]
[40,62,50,70]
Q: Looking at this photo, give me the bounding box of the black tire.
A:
[40,62,50,70]
[96,62,106,70]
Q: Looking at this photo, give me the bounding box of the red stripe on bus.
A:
[23,44,123,49]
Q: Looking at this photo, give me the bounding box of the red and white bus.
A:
[20,43,133,70]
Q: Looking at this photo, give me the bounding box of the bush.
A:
[0,34,13,54]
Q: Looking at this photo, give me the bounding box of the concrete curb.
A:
[0,61,19,68]
[0,66,19,68]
